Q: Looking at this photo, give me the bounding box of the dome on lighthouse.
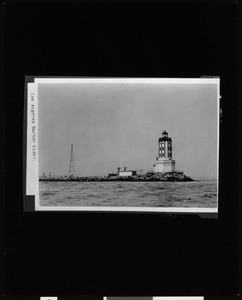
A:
[159,130,171,142]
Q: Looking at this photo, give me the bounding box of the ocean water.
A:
[39,179,217,208]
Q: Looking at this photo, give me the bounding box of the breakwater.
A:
[39,171,194,182]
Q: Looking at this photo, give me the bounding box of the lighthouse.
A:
[153,130,176,173]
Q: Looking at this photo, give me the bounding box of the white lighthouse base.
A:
[153,158,176,173]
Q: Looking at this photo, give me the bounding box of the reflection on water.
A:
[39,180,217,208]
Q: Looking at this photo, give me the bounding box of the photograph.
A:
[4,0,238,297]
[26,78,219,213]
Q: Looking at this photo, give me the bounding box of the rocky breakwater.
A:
[39,171,194,182]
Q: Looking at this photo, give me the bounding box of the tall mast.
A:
[69,143,75,177]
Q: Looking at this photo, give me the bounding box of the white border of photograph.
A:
[103,297,204,300]
[153,298,204,300]
[26,77,220,213]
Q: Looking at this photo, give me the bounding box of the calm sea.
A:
[39,179,217,208]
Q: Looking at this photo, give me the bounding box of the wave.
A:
[39,181,218,208]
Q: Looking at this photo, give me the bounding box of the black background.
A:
[3,0,239,299]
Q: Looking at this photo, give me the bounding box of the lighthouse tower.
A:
[153,130,176,173]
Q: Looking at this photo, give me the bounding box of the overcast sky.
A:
[38,82,218,179]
